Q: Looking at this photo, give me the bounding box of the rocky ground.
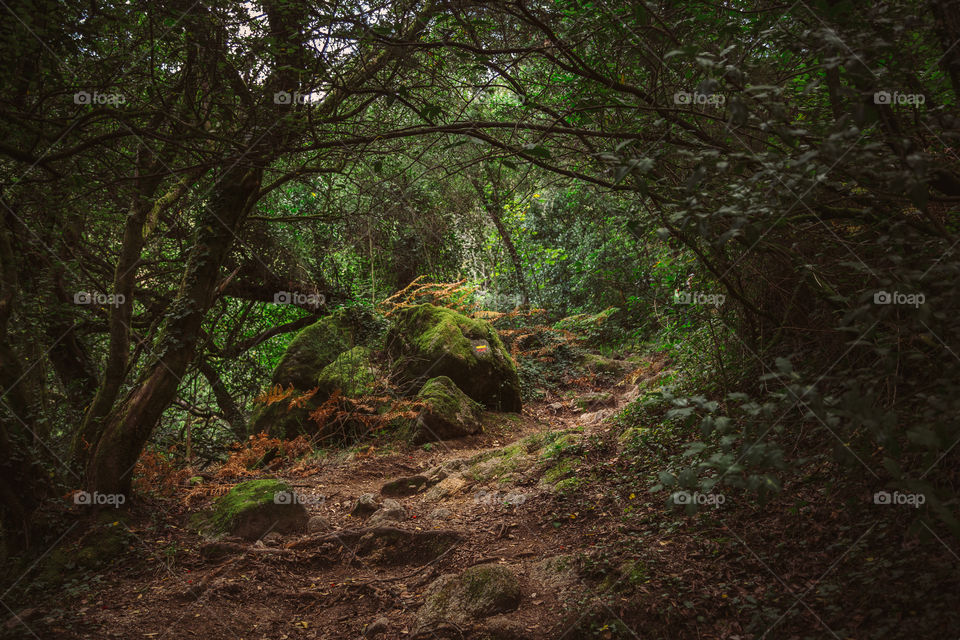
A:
[4,353,658,640]
[5,351,960,639]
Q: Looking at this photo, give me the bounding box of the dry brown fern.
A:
[254,383,295,406]
[133,448,190,496]
[216,432,312,478]
[379,277,478,316]
[182,483,235,506]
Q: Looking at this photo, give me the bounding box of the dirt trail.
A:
[10,358,654,640]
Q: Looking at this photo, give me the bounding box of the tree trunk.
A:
[85,165,263,496]
[470,174,530,307]
[197,359,247,440]
[0,215,48,549]
[72,151,164,466]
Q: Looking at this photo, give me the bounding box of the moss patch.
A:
[200,479,308,540]
[386,304,521,411]
[316,346,378,397]
[539,431,585,461]
[467,442,531,481]
[554,477,584,493]
[271,313,352,390]
[541,460,574,485]
[417,564,521,628]
[405,376,483,443]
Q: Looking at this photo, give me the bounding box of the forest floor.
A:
[4,352,960,640]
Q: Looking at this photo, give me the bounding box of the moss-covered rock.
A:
[578,352,625,374]
[575,391,614,410]
[467,442,533,482]
[247,400,316,439]
[271,313,352,390]
[250,307,388,437]
[386,304,521,411]
[34,515,132,587]
[316,346,379,397]
[199,479,308,540]
[404,376,483,443]
[416,564,521,629]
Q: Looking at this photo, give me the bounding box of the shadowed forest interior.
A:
[1,1,960,638]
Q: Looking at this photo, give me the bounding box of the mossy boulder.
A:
[199,479,308,540]
[467,442,532,482]
[575,391,614,410]
[35,515,132,587]
[406,376,483,443]
[248,400,314,439]
[251,307,387,437]
[579,352,625,374]
[271,313,352,390]
[316,346,379,397]
[416,564,521,629]
[386,304,521,411]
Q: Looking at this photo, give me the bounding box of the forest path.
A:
[32,355,664,640]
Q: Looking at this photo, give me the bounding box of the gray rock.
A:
[416,564,521,630]
[368,498,406,527]
[425,459,468,482]
[363,617,390,637]
[351,493,380,518]
[429,507,453,520]
[424,475,470,502]
[381,474,430,497]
